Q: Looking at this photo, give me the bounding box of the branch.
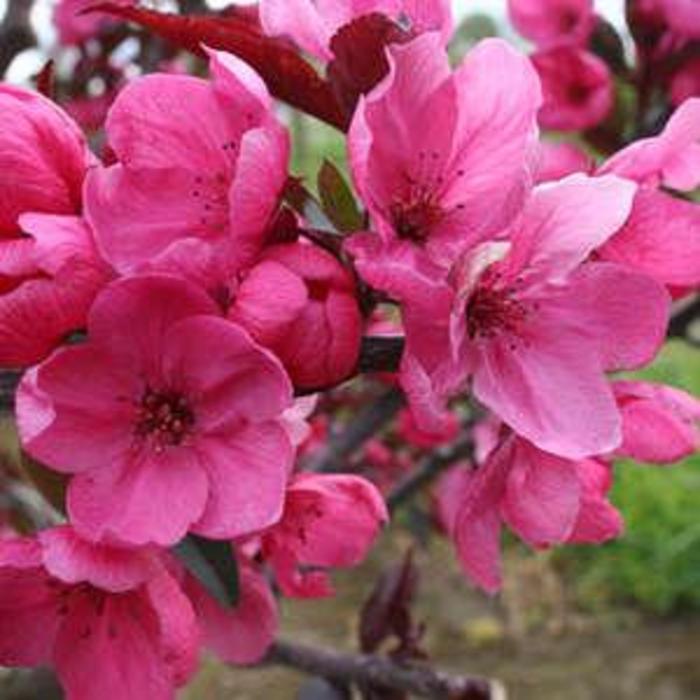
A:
[0,0,36,77]
[266,639,502,700]
[310,386,404,473]
[387,434,475,513]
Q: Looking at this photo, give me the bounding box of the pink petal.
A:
[17,347,139,474]
[260,0,334,60]
[192,421,292,539]
[598,188,700,290]
[501,439,581,547]
[185,560,277,665]
[68,449,209,547]
[0,85,89,236]
[39,526,159,593]
[160,316,293,431]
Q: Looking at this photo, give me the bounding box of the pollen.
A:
[135,389,195,450]
[466,284,528,340]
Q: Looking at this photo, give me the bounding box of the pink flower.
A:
[85,49,289,278]
[17,274,295,546]
[0,85,91,237]
[184,551,278,665]
[660,0,700,39]
[532,47,614,131]
[533,141,593,183]
[259,473,388,597]
[348,34,541,268]
[614,380,700,464]
[260,0,453,61]
[396,407,459,449]
[54,0,134,45]
[0,86,109,367]
[508,0,595,48]
[597,99,700,294]
[352,174,670,458]
[229,242,362,390]
[670,57,700,107]
[0,526,199,700]
[435,436,621,592]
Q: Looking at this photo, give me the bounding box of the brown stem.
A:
[265,639,500,699]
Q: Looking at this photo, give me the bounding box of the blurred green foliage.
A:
[562,341,700,615]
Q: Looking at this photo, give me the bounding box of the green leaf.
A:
[317,160,364,233]
[173,534,240,606]
[284,177,337,232]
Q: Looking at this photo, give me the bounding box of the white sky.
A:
[1,0,628,84]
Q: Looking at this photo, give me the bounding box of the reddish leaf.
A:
[358,548,426,660]
[86,4,347,129]
[327,13,413,117]
[33,60,55,100]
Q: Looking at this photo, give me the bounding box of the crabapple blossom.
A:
[435,438,621,593]
[54,0,134,45]
[17,275,295,546]
[348,33,541,269]
[507,0,595,48]
[352,174,670,458]
[258,473,388,597]
[85,49,289,278]
[260,0,453,61]
[597,99,700,294]
[532,47,614,131]
[0,527,199,700]
[0,86,110,367]
[533,141,593,183]
[229,241,363,390]
[613,381,700,464]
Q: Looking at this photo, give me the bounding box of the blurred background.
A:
[0,1,699,698]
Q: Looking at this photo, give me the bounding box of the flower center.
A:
[135,388,194,449]
[466,284,528,339]
[390,196,444,243]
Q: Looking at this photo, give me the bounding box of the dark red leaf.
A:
[358,548,426,661]
[327,13,413,117]
[85,4,347,129]
[33,60,55,100]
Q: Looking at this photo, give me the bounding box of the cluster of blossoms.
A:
[0,0,698,697]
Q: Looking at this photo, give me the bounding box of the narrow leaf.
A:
[173,534,240,606]
[318,160,364,233]
[85,4,347,129]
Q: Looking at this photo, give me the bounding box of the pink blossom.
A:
[0,527,199,699]
[532,47,614,131]
[260,0,453,61]
[17,275,295,547]
[533,141,593,183]
[0,85,91,237]
[184,551,278,665]
[396,407,459,449]
[54,0,134,45]
[660,0,700,39]
[0,86,110,367]
[597,99,700,293]
[435,437,621,592]
[85,49,289,278]
[348,34,541,269]
[259,473,388,597]
[352,174,669,458]
[508,0,595,48]
[229,242,362,390]
[670,57,700,107]
[614,380,700,464]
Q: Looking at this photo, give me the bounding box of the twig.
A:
[387,434,475,513]
[0,370,21,412]
[310,386,404,473]
[0,0,36,77]
[265,639,500,699]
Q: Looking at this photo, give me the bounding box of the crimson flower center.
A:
[466,285,528,339]
[135,388,195,448]
[390,195,444,243]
